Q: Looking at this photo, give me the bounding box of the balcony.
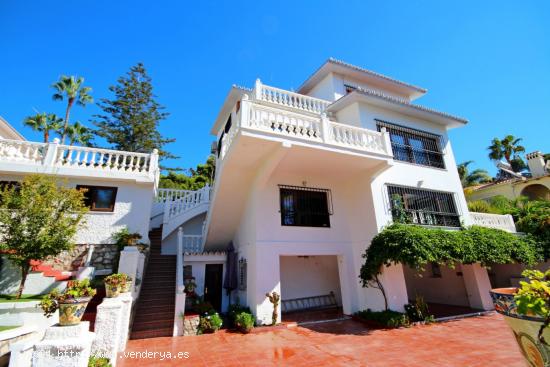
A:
[470,212,517,233]
[0,138,159,183]
[218,80,394,161]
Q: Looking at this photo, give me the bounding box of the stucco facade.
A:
[202,59,494,324]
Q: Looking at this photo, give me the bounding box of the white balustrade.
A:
[254,80,330,115]
[0,139,46,163]
[246,104,322,141]
[0,138,159,181]
[328,121,388,154]
[470,212,517,233]
[165,185,211,222]
[181,235,203,253]
[157,188,193,203]
[55,145,152,173]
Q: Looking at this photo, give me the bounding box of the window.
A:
[76,185,118,212]
[387,185,460,227]
[377,120,445,169]
[279,185,332,227]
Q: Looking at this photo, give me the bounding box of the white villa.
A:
[0,59,527,341]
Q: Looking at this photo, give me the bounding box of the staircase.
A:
[130,227,177,339]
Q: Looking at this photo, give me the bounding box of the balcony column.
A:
[42,138,60,167]
[320,113,330,144]
[380,127,393,156]
[254,78,262,100]
[240,94,250,128]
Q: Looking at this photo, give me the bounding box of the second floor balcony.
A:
[0,138,159,184]
[217,80,394,163]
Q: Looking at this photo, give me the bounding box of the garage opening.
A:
[279,255,344,323]
[403,263,483,318]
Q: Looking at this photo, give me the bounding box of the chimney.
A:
[526,151,547,178]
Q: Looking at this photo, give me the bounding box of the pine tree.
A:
[92,63,177,165]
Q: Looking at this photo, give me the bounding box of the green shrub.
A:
[104,273,129,287]
[40,279,96,317]
[198,312,223,333]
[88,356,112,367]
[234,312,255,333]
[404,295,435,323]
[515,269,550,345]
[228,303,251,327]
[355,309,410,328]
[194,300,215,315]
[467,200,493,213]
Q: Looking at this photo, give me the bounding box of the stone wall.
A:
[44,244,119,272]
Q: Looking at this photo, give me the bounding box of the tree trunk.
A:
[375,275,388,311]
[16,265,30,299]
[60,99,74,145]
[44,130,49,143]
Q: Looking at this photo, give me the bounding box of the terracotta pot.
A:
[490,288,550,367]
[105,283,122,298]
[58,297,91,326]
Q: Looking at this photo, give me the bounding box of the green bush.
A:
[234,312,255,333]
[88,356,112,367]
[228,303,251,327]
[355,309,410,328]
[360,223,541,286]
[515,269,550,344]
[404,295,435,323]
[198,312,223,334]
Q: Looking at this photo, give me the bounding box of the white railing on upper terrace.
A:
[0,138,159,181]
[254,79,331,115]
[222,99,392,159]
[470,212,517,233]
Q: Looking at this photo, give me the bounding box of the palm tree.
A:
[23,113,63,143]
[51,75,93,144]
[65,122,93,146]
[488,135,526,168]
[457,161,493,187]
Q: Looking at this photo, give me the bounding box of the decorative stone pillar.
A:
[117,293,133,351]
[31,322,94,367]
[92,298,122,366]
[183,315,200,336]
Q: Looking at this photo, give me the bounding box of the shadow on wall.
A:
[0,256,22,295]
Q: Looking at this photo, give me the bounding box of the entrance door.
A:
[204,264,224,312]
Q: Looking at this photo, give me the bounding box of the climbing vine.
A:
[360,224,541,289]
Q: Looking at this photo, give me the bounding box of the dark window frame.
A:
[76,185,118,212]
[376,120,446,169]
[387,184,460,228]
[279,185,332,228]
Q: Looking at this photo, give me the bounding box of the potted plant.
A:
[104,273,129,298]
[490,269,550,367]
[234,311,255,334]
[40,279,96,326]
[198,311,223,334]
[122,274,133,293]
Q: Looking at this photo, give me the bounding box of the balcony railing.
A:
[254,79,331,115]
[219,96,393,160]
[0,138,159,182]
[470,212,517,233]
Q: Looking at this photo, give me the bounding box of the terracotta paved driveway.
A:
[118,313,525,366]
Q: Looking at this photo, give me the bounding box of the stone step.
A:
[130,328,173,339]
[131,318,173,331]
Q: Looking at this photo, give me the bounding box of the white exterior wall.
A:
[279,255,342,305]
[404,264,470,307]
[0,174,154,245]
[162,213,206,254]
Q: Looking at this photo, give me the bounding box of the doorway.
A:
[204,264,223,312]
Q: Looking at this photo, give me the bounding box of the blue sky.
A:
[1,1,549,174]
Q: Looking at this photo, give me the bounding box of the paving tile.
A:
[118,313,525,366]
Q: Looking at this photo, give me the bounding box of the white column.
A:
[32,322,94,367]
[320,113,330,144]
[117,293,133,351]
[92,298,123,366]
[42,138,60,168]
[462,263,494,311]
[360,264,409,313]
[118,246,140,299]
